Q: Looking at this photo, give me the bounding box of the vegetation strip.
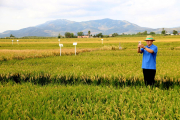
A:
[0,83,179,119]
[0,36,180,119]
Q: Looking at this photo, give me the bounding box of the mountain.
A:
[0,18,179,37]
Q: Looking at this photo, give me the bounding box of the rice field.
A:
[1,83,180,119]
[0,36,180,119]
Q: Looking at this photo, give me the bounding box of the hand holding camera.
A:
[138,41,144,48]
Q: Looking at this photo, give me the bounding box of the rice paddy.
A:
[0,36,180,119]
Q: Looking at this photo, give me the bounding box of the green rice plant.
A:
[0,83,179,119]
[0,37,180,87]
[1,36,180,120]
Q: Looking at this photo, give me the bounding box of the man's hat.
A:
[144,35,155,41]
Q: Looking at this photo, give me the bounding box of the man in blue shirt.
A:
[137,35,158,86]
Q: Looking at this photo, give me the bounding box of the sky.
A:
[0,0,180,33]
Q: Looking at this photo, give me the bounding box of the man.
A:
[137,35,158,86]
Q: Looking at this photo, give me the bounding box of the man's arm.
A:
[144,47,154,53]
[137,44,142,53]
[137,47,142,53]
[139,44,154,53]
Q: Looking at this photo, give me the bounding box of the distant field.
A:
[1,35,180,43]
[0,36,180,83]
[0,36,180,119]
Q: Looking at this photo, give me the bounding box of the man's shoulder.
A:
[151,44,158,53]
[151,44,157,48]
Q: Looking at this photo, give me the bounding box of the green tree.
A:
[137,32,142,35]
[70,33,74,38]
[64,32,76,38]
[77,32,84,36]
[65,32,72,38]
[10,34,15,37]
[161,28,165,34]
[142,31,147,35]
[161,30,166,34]
[112,33,119,37]
[88,31,91,37]
[173,30,178,35]
[96,33,103,38]
[150,32,156,35]
[58,33,61,38]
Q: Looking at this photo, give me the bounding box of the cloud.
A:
[0,0,180,33]
[107,0,180,28]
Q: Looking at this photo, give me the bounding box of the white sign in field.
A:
[58,39,60,44]
[59,44,63,56]
[73,42,77,45]
[119,42,122,50]
[59,44,63,47]
[73,42,77,56]
[17,40,19,45]
[101,39,103,44]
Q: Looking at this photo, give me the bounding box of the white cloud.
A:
[107,0,180,28]
[0,0,180,33]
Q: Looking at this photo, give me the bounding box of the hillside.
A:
[0,18,179,37]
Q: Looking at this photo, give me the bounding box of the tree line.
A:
[161,28,178,35]
[4,29,179,39]
[58,31,104,38]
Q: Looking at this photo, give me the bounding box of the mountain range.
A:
[0,18,180,37]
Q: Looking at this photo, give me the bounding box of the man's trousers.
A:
[143,69,156,86]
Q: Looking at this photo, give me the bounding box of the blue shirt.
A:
[141,44,158,70]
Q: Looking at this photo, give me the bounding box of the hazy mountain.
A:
[0,18,179,37]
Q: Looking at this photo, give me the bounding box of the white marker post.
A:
[59,44,63,56]
[101,39,103,44]
[17,40,19,45]
[119,42,122,49]
[58,39,60,44]
[12,40,13,45]
[73,42,77,56]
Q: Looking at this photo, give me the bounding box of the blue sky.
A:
[0,0,180,33]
